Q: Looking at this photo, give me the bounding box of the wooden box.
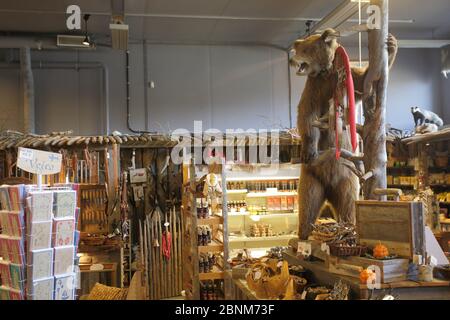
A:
[328,256,409,283]
[355,201,426,259]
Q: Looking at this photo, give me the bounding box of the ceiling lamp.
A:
[82,14,91,46]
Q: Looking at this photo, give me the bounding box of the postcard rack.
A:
[0,184,80,300]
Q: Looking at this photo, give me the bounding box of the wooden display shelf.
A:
[198,215,224,225]
[283,249,450,300]
[430,184,450,189]
[246,191,297,198]
[78,243,121,253]
[226,176,298,182]
[198,240,224,253]
[387,166,415,171]
[227,189,248,194]
[387,184,415,189]
[228,211,297,218]
[229,234,297,243]
[199,266,225,280]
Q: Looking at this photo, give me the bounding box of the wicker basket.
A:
[329,244,367,257]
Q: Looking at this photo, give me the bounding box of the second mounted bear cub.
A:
[291,28,398,239]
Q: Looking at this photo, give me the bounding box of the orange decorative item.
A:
[359,269,376,284]
[373,243,389,259]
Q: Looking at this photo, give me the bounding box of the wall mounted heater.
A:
[56,35,95,48]
[110,23,129,50]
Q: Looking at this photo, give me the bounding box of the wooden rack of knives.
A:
[80,184,109,233]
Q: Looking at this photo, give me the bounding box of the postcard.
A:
[54,246,74,276]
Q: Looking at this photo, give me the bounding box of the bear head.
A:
[291,28,340,77]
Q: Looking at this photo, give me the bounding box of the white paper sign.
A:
[17,147,62,175]
[297,241,312,258]
[129,168,147,183]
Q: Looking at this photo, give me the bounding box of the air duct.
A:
[0,36,57,49]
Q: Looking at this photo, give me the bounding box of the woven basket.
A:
[329,244,367,257]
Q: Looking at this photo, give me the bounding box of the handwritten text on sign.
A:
[17,147,62,175]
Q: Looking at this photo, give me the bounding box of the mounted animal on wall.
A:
[290,28,398,239]
[411,106,443,127]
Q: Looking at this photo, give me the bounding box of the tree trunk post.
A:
[362,0,389,200]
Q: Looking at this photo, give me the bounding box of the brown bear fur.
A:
[292,29,398,239]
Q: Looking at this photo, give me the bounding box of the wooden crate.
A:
[355,200,426,259]
[328,256,409,283]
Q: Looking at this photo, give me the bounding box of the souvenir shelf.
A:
[181,161,229,300]
[225,163,300,259]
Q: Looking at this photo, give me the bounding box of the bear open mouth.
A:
[298,62,309,74]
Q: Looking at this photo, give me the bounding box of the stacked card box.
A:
[25,188,78,300]
[0,185,79,300]
[0,185,26,300]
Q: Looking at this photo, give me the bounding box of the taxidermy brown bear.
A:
[291,29,398,239]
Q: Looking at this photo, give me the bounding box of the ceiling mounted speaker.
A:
[57,35,95,49]
[110,23,128,50]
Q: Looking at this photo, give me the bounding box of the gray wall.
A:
[387,48,444,131]
[443,73,450,124]
[0,68,22,131]
[0,44,447,134]
[290,48,446,131]
[17,44,290,134]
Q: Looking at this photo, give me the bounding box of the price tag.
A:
[300,290,307,300]
[297,241,312,258]
[321,242,330,255]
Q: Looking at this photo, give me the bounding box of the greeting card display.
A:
[53,191,76,219]
[28,248,53,279]
[28,191,53,222]
[0,260,11,287]
[0,235,8,260]
[0,186,11,211]
[54,274,75,300]
[29,277,54,300]
[8,185,25,211]
[8,211,24,238]
[7,237,25,264]
[0,286,9,300]
[0,211,10,234]
[53,219,75,247]
[54,246,74,276]
[8,288,23,300]
[28,220,52,251]
[9,263,24,291]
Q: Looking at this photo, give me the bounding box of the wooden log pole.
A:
[362,0,390,200]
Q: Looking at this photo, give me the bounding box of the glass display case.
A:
[224,163,300,259]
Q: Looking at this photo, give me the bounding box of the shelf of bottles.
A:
[224,164,300,257]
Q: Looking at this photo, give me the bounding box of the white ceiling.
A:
[0,0,449,49]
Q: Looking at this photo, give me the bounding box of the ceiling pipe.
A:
[0,36,57,49]
[0,8,415,23]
